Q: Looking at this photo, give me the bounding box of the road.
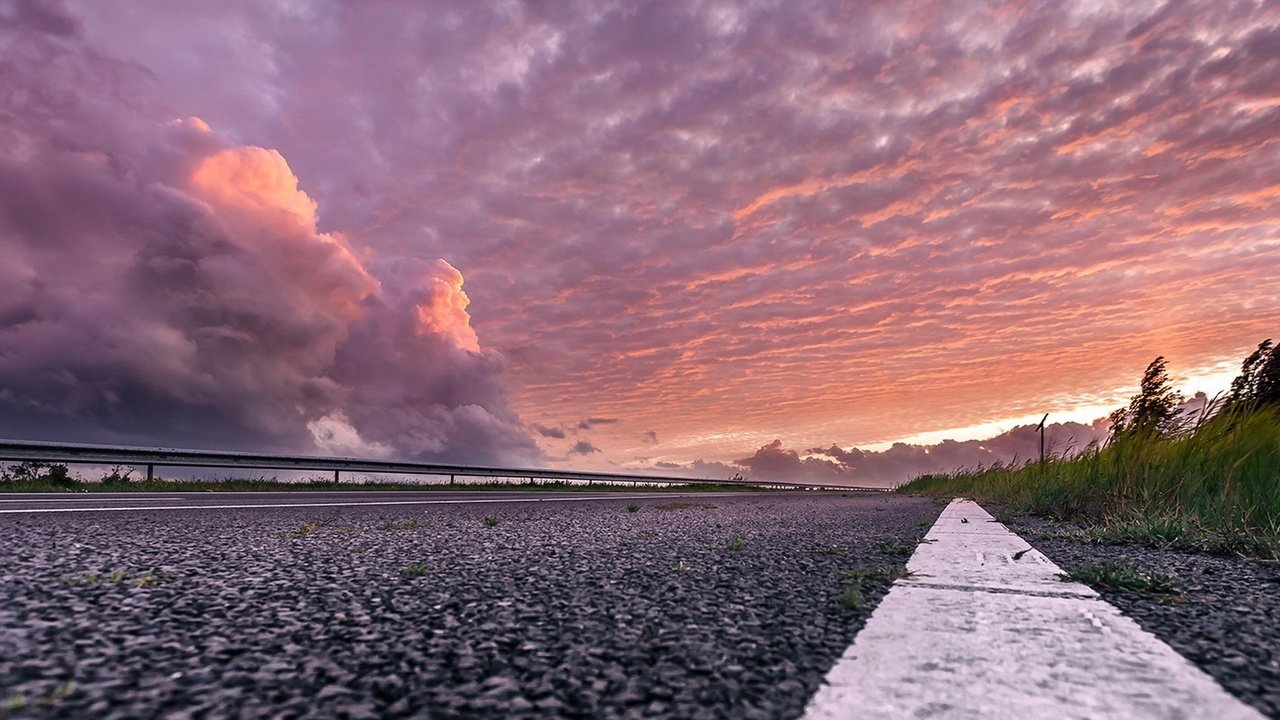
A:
[0,491,940,718]
[0,490,773,513]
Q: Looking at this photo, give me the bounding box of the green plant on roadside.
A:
[483,517,501,527]
[626,503,640,513]
[711,537,747,551]
[674,560,697,574]
[1064,561,1185,601]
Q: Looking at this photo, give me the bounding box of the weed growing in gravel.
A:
[837,584,864,609]
[653,502,716,511]
[483,517,501,527]
[839,566,912,583]
[282,522,321,538]
[810,545,844,555]
[711,537,747,551]
[378,519,426,531]
[1064,561,1185,601]
[60,570,177,587]
[837,565,911,610]
[674,560,698,574]
[874,539,921,555]
[626,503,640,513]
[401,563,430,577]
[3,681,77,713]
[281,514,343,539]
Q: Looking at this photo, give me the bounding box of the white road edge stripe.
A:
[803,498,1264,719]
[0,494,725,514]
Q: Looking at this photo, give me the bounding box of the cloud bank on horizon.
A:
[1,0,1278,483]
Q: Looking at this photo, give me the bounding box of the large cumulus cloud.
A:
[0,1,540,464]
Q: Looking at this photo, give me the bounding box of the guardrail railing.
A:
[0,439,892,491]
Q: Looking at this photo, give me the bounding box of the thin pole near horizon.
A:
[1037,413,1048,465]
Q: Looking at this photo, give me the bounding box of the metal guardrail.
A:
[0,439,892,491]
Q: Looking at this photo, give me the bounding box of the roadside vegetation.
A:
[0,464,768,495]
[1063,561,1185,602]
[837,565,911,609]
[903,340,1280,560]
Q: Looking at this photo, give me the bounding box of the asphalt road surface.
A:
[0,491,942,718]
[0,490,774,513]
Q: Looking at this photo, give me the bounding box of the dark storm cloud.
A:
[0,4,541,464]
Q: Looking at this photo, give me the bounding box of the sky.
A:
[1,0,1277,485]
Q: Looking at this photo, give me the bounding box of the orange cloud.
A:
[414,260,482,352]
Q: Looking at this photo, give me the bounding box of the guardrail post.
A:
[334,469,340,485]
[449,473,455,486]
[146,464,153,482]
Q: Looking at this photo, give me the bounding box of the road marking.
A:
[803,498,1264,719]
[0,494,735,514]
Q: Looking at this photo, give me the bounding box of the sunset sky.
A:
[1,0,1277,485]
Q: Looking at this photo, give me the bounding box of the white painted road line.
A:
[0,494,702,514]
[804,499,1264,720]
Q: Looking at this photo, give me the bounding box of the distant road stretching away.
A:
[0,490,776,514]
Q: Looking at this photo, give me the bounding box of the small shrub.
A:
[626,503,640,513]
[837,584,864,608]
[483,517,501,527]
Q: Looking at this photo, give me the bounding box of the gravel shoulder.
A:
[0,493,943,719]
[1003,513,1280,718]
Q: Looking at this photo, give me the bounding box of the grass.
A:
[483,516,501,527]
[626,503,640,513]
[901,406,1280,560]
[1064,561,1185,601]
[837,565,911,609]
